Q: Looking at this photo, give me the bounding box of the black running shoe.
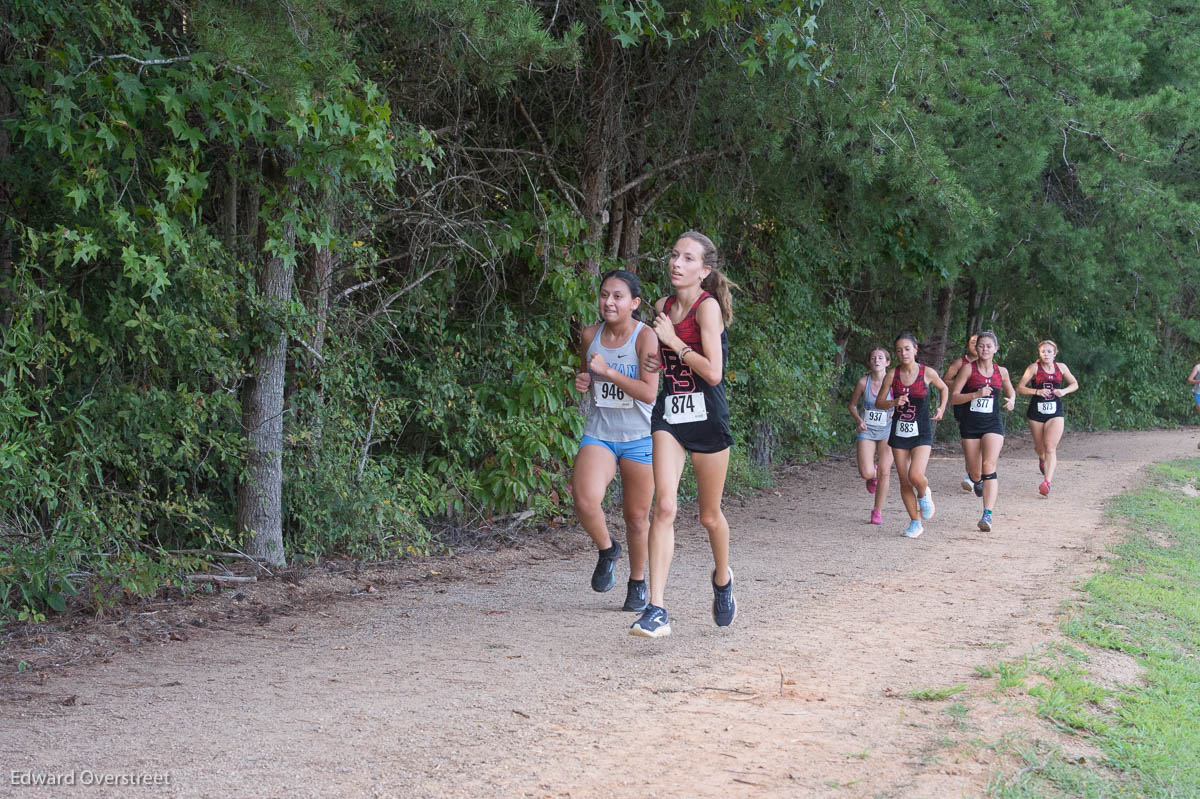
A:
[712,568,737,627]
[630,604,671,638]
[591,541,621,593]
[622,579,648,612]
[973,480,983,498]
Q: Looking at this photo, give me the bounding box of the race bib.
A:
[1038,400,1057,415]
[895,420,919,438]
[865,409,888,426]
[970,396,994,413]
[664,391,708,424]
[593,381,633,409]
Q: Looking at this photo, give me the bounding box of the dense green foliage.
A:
[2,1,1198,621]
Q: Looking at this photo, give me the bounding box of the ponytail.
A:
[679,230,736,326]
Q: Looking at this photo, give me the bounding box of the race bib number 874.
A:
[664,391,708,424]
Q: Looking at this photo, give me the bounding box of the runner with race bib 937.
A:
[847,347,895,525]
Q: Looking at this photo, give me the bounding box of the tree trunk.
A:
[927,284,955,371]
[965,277,982,338]
[750,421,775,467]
[578,28,624,271]
[237,149,298,567]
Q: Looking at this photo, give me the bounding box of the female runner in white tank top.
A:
[847,347,894,525]
[573,270,660,613]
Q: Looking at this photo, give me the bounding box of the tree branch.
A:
[603,150,728,207]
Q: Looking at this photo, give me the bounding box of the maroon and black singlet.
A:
[958,361,1005,439]
[1025,362,1065,422]
[888,364,934,450]
[650,292,733,453]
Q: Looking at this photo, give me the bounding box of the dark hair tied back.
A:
[599,269,644,321]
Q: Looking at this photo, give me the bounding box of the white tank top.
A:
[582,322,652,442]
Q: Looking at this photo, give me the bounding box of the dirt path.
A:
[1,430,1192,798]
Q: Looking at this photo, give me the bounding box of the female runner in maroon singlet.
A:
[949,331,1016,532]
[874,334,948,539]
[1015,340,1078,496]
[630,231,736,639]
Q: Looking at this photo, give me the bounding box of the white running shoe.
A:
[917,488,935,520]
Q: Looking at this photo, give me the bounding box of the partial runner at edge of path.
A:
[1,429,1192,798]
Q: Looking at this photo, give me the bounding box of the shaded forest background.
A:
[2,0,1197,622]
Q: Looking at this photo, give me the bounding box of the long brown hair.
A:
[679,230,735,326]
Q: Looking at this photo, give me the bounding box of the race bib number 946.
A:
[593,381,633,409]
[664,391,708,424]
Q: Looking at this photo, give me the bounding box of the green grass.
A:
[905,684,967,701]
[986,458,1200,797]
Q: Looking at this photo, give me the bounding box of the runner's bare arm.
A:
[1000,367,1017,410]
[685,297,725,386]
[1057,363,1080,397]
[926,368,948,421]
[1014,363,1039,396]
[640,298,668,374]
[575,322,601,393]
[948,364,974,406]
[848,376,868,431]
[874,369,898,410]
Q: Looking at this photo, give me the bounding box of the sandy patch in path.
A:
[2,429,1193,798]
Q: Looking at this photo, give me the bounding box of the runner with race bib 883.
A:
[630,231,736,639]
[874,334,948,540]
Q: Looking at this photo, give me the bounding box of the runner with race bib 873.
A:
[1015,340,1078,497]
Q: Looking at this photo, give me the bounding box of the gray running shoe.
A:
[622,579,648,612]
[712,568,736,627]
[591,541,621,593]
